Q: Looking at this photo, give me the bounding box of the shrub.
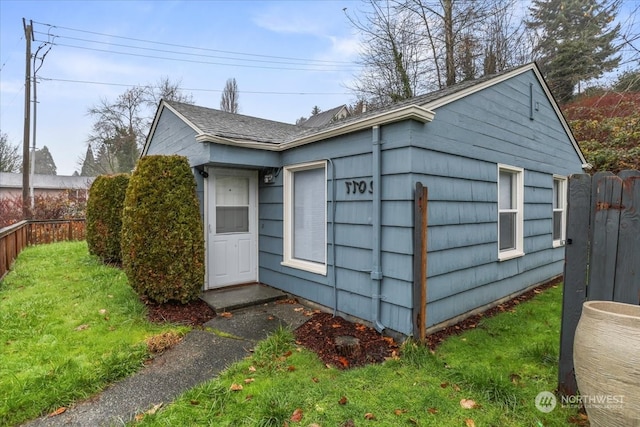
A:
[0,191,87,229]
[86,174,129,263]
[121,155,204,303]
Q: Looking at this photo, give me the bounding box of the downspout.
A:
[371,126,385,332]
[327,158,338,317]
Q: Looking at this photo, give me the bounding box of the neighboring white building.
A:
[0,173,94,201]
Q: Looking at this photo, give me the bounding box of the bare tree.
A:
[144,76,195,108]
[346,1,427,105]
[346,0,525,105]
[0,133,21,173]
[85,78,193,174]
[220,78,239,113]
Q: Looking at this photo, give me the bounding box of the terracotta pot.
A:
[573,300,640,426]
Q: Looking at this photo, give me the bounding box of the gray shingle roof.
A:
[165,101,303,144]
[163,64,539,145]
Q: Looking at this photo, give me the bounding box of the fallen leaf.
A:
[134,414,144,422]
[465,419,476,427]
[383,336,396,345]
[245,394,253,401]
[409,418,419,425]
[283,350,293,357]
[48,407,66,417]
[312,377,319,383]
[244,378,255,384]
[332,323,342,328]
[146,403,163,415]
[427,407,438,414]
[220,312,233,318]
[460,399,478,409]
[75,324,89,331]
[267,316,275,320]
[99,309,107,315]
[356,324,367,331]
[364,413,376,420]
[288,365,296,371]
[341,420,355,427]
[248,366,256,372]
[394,409,407,415]
[303,310,314,316]
[290,408,303,422]
[308,424,322,427]
[229,383,243,391]
[190,400,200,405]
[294,307,305,312]
[337,357,350,368]
[338,396,348,405]
[452,384,461,392]
[440,382,449,388]
[510,373,521,385]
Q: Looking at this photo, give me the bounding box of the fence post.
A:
[413,182,428,342]
[558,173,591,396]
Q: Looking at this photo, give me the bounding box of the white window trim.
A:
[552,175,567,248]
[281,161,327,275]
[498,164,525,261]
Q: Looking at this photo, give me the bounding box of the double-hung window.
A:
[552,175,567,247]
[498,164,524,260]
[282,161,327,275]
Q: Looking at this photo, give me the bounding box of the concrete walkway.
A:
[23,293,311,427]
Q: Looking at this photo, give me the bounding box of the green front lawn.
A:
[0,241,184,426]
[136,285,581,426]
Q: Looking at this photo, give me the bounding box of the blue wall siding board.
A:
[335,224,373,250]
[380,302,412,336]
[381,277,413,308]
[336,201,374,225]
[428,201,497,226]
[335,246,372,272]
[258,219,282,238]
[428,223,496,251]
[427,243,497,277]
[382,226,413,254]
[381,201,413,227]
[381,251,413,282]
[258,203,283,221]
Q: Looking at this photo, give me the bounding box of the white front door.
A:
[206,169,258,289]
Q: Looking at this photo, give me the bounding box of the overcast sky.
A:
[1,1,638,176]
[0,0,362,175]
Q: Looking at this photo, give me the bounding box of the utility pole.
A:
[22,18,33,219]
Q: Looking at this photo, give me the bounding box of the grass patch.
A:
[0,241,183,426]
[135,284,579,426]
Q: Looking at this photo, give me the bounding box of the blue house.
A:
[142,63,588,337]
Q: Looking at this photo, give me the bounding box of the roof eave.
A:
[195,104,436,151]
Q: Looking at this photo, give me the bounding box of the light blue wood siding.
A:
[410,70,582,328]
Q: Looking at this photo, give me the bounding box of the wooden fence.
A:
[558,170,640,396]
[0,219,86,281]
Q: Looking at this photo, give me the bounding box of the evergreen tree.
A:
[527,0,622,103]
[80,145,97,176]
[34,146,57,175]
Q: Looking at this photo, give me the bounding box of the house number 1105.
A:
[345,180,374,194]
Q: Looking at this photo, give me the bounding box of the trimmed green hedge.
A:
[86,174,130,264]
[121,155,204,303]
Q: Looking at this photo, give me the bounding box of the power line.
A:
[38,76,350,95]
[35,39,357,72]
[32,20,355,65]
